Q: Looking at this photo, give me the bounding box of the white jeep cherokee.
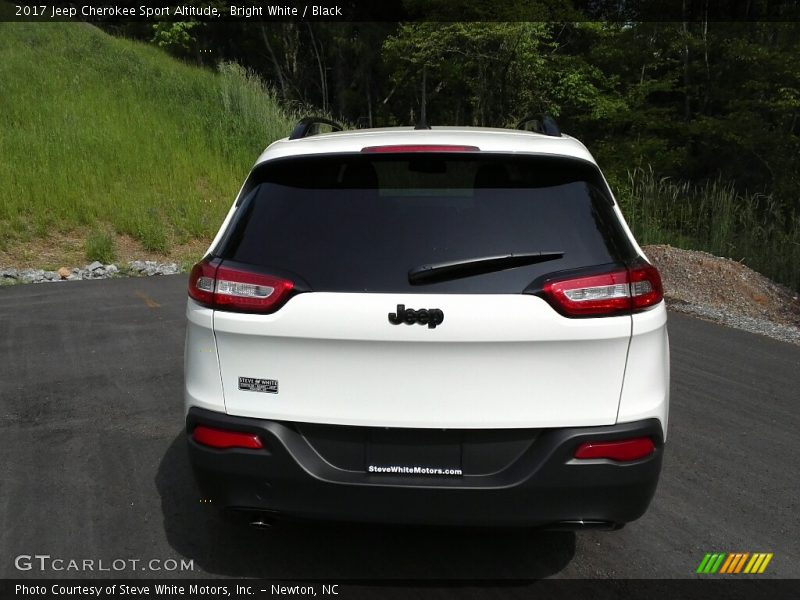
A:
[184,117,669,529]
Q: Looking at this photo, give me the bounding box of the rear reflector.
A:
[361,144,480,153]
[192,425,263,450]
[574,437,655,461]
[541,261,663,317]
[188,260,294,313]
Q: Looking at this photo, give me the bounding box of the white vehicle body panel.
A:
[207,293,633,429]
[619,305,670,438]
[184,301,226,413]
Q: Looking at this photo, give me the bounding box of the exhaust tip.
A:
[249,518,273,529]
[546,520,619,531]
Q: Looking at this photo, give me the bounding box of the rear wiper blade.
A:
[408,251,564,285]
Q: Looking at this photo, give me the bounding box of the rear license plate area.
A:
[367,429,462,476]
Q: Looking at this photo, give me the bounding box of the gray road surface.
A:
[1,276,798,581]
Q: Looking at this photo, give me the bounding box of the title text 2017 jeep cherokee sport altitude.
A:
[184,118,669,529]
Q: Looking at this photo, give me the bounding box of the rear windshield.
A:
[216,154,635,293]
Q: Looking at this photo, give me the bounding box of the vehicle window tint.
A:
[219,154,635,293]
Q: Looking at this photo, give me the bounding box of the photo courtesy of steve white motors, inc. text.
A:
[14,583,340,597]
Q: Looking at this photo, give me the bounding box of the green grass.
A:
[0,22,297,255]
[84,228,117,263]
[618,167,800,292]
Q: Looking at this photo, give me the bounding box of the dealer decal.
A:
[238,377,278,394]
[368,465,463,476]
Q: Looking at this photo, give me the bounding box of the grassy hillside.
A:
[618,169,800,293]
[0,22,296,259]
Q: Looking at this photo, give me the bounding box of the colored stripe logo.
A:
[696,552,773,574]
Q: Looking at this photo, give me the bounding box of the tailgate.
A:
[213,292,631,429]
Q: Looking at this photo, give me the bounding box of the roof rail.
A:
[289,117,344,140]
[516,115,561,137]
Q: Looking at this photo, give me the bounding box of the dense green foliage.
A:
[0,23,296,253]
[132,20,798,197]
[620,169,800,291]
[103,18,799,290]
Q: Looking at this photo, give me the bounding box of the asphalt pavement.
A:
[0,275,798,581]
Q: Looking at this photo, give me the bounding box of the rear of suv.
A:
[184,118,669,529]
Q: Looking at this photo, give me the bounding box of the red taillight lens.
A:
[544,269,631,316]
[213,265,294,312]
[574,437,655,462]
[542,261,663,317]
[192,425,263,450]
[361,144,480,153]
[188,261,218,305]
[188,260,294,314]
[628,262,664,310]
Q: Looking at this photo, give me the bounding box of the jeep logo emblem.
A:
[388,304,444,329]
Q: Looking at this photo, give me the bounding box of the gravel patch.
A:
[1,261,182,284]
[644,244,800,346]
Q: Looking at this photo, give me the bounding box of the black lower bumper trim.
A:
[186,408,664,527]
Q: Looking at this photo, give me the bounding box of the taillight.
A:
[544,269,631,316]
[188,261,217,306]
[361,144,480,153]
[541,261,663,317]
[574,437,655,462]
[192,425,263,450]
[628,262,664,310]
[188,260,294,313]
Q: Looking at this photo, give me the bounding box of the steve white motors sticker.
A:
[238,377,279,394]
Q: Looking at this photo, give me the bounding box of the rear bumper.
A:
[187,407,664,528]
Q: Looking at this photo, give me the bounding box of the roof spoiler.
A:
[288,114,563,138]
